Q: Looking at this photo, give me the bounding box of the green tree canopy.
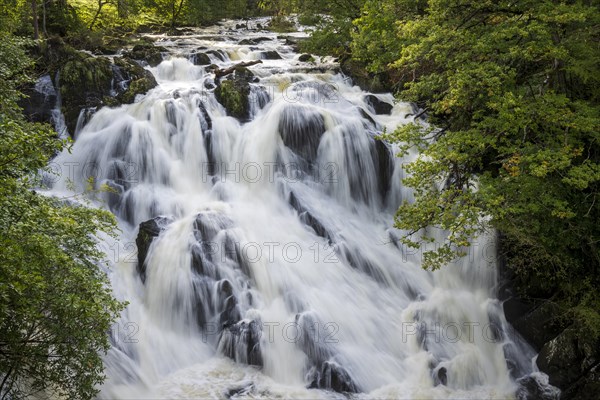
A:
[352,0,600,333]
[0,35,124,399]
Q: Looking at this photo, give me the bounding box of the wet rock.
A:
[219,320,263,366]
[562,364,600,400]
[239,37,271,45]
[19,75,57,123]
[260,50,282,60]
[191,52,211,66]
[298,54,314,63]
[136,216,173,283]
[193,211,234,242]
[225,381,255,398]
[113,57,158,104]
[537,328,600,390]
[364,94,393,115]
[214,68,255,120]
[374,139,394,202]
[124,42,166,67]
[307,361,359,393]
[341,59,389,93]
[516,374,561,400]
[278,105,325,162]
[206,49,227,62]
[434,367,447,386]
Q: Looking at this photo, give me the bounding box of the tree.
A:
[353,0,600,333]
[0,35,124,399]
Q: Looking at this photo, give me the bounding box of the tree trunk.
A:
[31,0,39,40]
[89,0,105,30]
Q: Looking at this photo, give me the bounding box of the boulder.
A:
[364,94,393,115]
[260,50,281,60]
[214,67,255,120]
[278,104,325,162]
[113,57,158,104]
[298,54,314,63]
[135,216,172,283]
[123,42,166,67]
[537,328,600,390]
[307,361,359,393]
[218,319,263,366]
[191,52,211,66]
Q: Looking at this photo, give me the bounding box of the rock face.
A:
[499,256,600,399]
[278,104,325,163]
[135,216,172,283]
[136,212,262,367]
[19,75,57,124]
[536,328,600,398]
[26,39,158,135]
[364,94,393,115]
[113,58,158,105]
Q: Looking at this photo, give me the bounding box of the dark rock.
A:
[307,361,359,393]
[260,50,282,60]
[124,43,166,67]
[206,49,227,62]
[219,320,263,366]
[214,68,255,120]
[19,75,57,123]
[225,382,255,398]
[191,52,211,66]
[341,59,389,93]
[516,375,560,400]
[239,37,271,45]
[374,139,394,202]
[298,54,314,62]
[338,242,387,284]
[562,364,600,400]
[113,57,158,104]
[364,94,393,114]
[537,328,600,389]
[434,367,447,386]
[278,104,325,162]
[511,301,563,351]
[136,216,173,283]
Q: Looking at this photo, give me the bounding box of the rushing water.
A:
[48,18,555,400]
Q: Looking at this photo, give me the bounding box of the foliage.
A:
[353,0,600,333]
[0,35,124,399]
[298,0,365,58]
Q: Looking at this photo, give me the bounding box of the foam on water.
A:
[47,18,551,400]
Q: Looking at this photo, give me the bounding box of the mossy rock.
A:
[113,57,158,104]
[59,54,114,134]
[214,67,255,121]
[124,42,166,67]
[299,54,315,63]
[215,80,249,120]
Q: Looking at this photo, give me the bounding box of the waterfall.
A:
[47,19,555,400]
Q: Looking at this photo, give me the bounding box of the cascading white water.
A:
[47,19,555,400]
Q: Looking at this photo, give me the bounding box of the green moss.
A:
[119,78,155,104]
[215,80,249,120]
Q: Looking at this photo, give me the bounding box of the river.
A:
[48,18,555,400]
